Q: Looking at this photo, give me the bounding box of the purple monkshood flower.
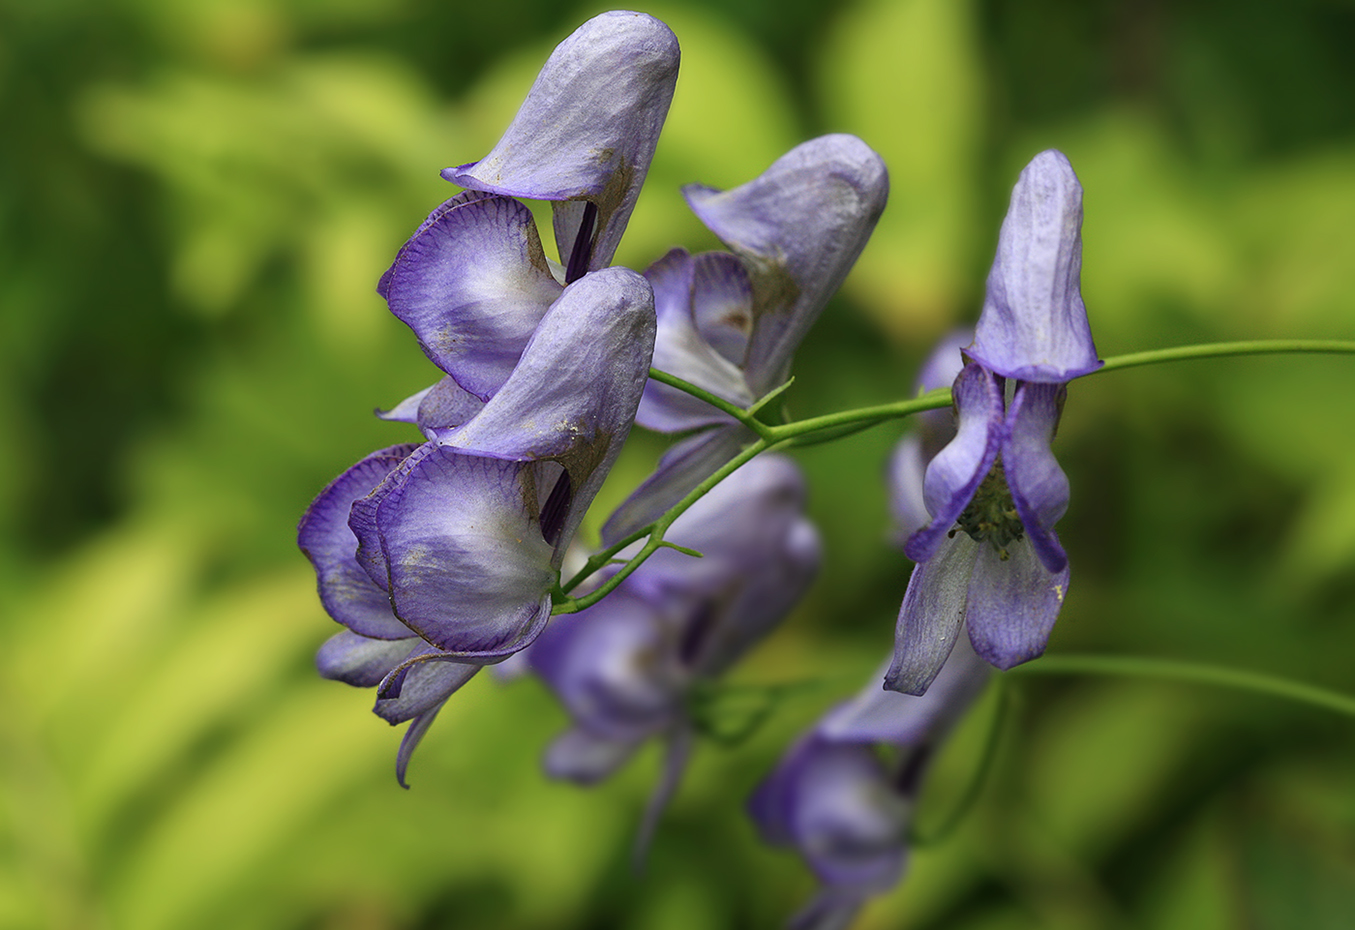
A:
[750,641,991,930]
[299,269,656,785]
[527,454,821,849]
[377,11,678,403]
[887,150,1101,695]
[601,135,889,543]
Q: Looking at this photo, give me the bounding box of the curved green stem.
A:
[646,368,776,441]
[1015,654,1355,719]
[552,438,770,614]
[1097,339,1355,375]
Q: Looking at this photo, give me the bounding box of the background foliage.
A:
[3,0,1355,927]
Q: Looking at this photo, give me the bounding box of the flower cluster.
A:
[299,11,675,783]
[300,10,1104,928]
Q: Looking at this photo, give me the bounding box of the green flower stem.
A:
[1096,339,1355,375]
[568,339,1355,609]
[552,438,769,614]
[646,368,776,440]
[1015,654,1355,719]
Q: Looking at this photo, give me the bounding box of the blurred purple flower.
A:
[888,151,1100,695]
[527,454,820,846]
[751,641,991,930]
[602,135,889,542]
[300,269,656,784]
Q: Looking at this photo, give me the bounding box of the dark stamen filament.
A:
[564,201,598,284]
[539,470,573,548]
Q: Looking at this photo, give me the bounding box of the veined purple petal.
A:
[298,444,419,639]
[315,630,421,687]
[600,423,753,546]
[684,134,888,395]
[886,532,979,696]
[638,249,754,433]
[381,193,563,400]
[374,443,557,656]
[904,363,1004,563]
[822,640,990,747]
[446,11,679,272]
[965,536,1069,670]
[968,150,1102,383]
[376,190,498,300]
[652,456,820,676]
[1004,380,1070,573]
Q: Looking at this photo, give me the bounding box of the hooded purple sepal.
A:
[379,192,564,400]
[439,267,657,555]
[903,363,1004,564]
[637,248,756,432]
[361,442,558,656]
[684,134,888,395]
[445,11,679,272]
[297,444,420,640]
[967,150,1102,383]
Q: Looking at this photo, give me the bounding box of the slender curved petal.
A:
[377,377,487,436]
[684,134,889,394]
[380,193,563,400]
[904,363,1004,563]
[445,11,679,272]
[1003,380,1070,573]
[297,444,419,640]
[968,150,1102,383]
[887,532,978,695]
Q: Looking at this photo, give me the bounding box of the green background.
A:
[3,0,1354,927]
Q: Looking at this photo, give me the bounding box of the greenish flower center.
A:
[953,458,1024,560]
